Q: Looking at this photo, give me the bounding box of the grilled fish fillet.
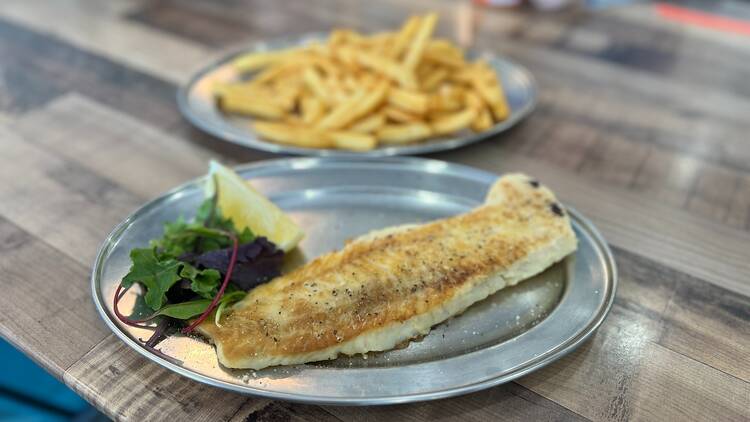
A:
[198,173,577,369]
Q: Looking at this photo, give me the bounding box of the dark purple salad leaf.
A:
[192,237,284,291]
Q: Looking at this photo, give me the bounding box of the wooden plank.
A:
[256,402,343,422]
[580,11,750,97]
[629,343,750,421]
[490,28,750,134]
[0,217,110,376]
[632,147,700,208]
[0,0,210,84]
[726,174,750,229]
[126,0,257,47]
[658,274,750,383]
[529,119,598,171]
[0,18,181,128]
[501,108,556,155]
[686,163,739,222]
[0,124,144,267]
[13,94,212,199]
[64,336,256,422]
[322,383,587,421]
[227,398,273,422]
[442,144,750,296]
[538,85,750,174]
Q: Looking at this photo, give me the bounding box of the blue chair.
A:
[0,339,104,421]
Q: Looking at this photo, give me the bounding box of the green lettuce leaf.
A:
[180,264,221,299]
[151,291,246,320]
[122,248,182,311]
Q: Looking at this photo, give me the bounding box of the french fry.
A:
[384,106,421,123]
[316,90,366,129]
[301,96,325,124]
[353,49,417,89]
[232,50,294,72]
[403,13,438,70]
[218,90,284,119]
[389,15,421,59]
[317,81,388,129]
[416,62,435,80]
[423,48,465,68]
[378,123,432,144]
[309,56,341,78]
[469,72,509,121]
[421,67,449,91]
[350,113,385,133]
[387,87,428,115]
[430,108,477,135]
[253,121,332,148]
[464,90,484,110]
[471,107,493,132]
[427,87,464,112]
[303,67,332,106]
[429,39,464,56]
[251,60,304,85]
[325,76,350,105]
[326,131,377,151]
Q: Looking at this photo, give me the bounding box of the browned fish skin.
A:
[199,173,576,368]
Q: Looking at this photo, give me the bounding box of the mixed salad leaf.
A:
[113,190,285,349]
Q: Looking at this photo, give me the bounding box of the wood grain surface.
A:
[0,1,748,421]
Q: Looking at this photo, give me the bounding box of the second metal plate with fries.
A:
[178,34,536,157]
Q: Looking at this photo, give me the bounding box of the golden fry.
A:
[251,60,304,85]
[253,121,332,148]
[303,67,332,105]
[384,106,421,123]
[301,97,325,124]
[317,81,388,129]
[423,49,465,68]
[232,50,292,72]
[421,67,449,91]
[403,13,438,70]
[469,72,509,121]
[218,90,284,119]
[378,123,432,144]
[350,113,385,133]
[316,90,366,129]
[389,15,421,60]
[427,87,464,113]
[327,131,377,151]
[431,108,477,135]
[353,49,417,89]
[464,90,484,110]
[471,107,493,132]
[388,87,428,115]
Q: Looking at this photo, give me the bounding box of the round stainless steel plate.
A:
[177,34,537,157]
[92,157,616,405]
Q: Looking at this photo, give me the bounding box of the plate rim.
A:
[91,157,617,405]
[176,34,538,157]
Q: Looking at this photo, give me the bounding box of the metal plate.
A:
[177,34,537,157]
[92,157,616,405]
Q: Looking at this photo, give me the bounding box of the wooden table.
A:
[1,0,749,420]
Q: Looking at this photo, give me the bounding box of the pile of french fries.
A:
[215,13,510,151]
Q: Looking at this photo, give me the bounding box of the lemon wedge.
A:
[206,161,304,252]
